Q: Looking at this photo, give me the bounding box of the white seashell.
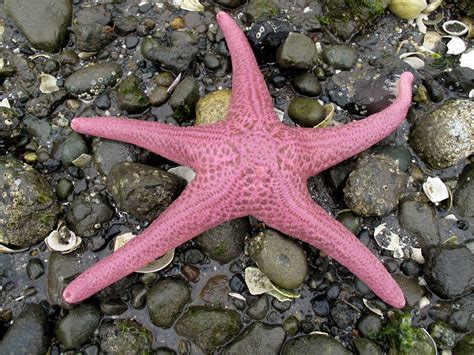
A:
[402,56,425,69]
[418,296,430,309]
[422,31,442,51]
[244,266,275,295]
[39,73,60,94]
[442,20,469,36]
[228,292,246,301]
[168,166,196,183]
[374,223,400,252]
[0,244,29,253]
[363,298,384,317]
[274,108,285,122]
[167,73,182,94]
[173,0,204,12]
[446,37,466,55]
[420,328,438,354]
[0,98,11,108]
[114,232,175,273]
[423,177,449,204]
[410,247,425,264]
[460,48,474,70]
[45,225,82,254]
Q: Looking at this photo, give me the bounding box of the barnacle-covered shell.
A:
[388,0,427,20]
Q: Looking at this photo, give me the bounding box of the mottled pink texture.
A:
[64,11,414,308]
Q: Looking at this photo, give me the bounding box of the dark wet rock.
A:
[429,322,456,350]
[292,72,322,97]
[125,35,139,49]
[353,337,382,355]
[453,333,474,355]
[55,303,101,350]
[336,211,362,235]
[409,100,473,169]
[25,89,67,118]
[27,258,45,280]
[5,0,72,52]
[141,34,198,73]
[0,157,59,247]
[0,304,49,355]
[23,116,52,145]
[311,295,330,317]
[114,15,139,36]
[61,132,88,165]
[357,313,383,340]
[276,32,317,70]
[322,45,359,70]
[75,5,111,26]
[98,319,153,354]
[0,107,22,141]
[393,275,424,308]
[195,89,231,125]
[153,72,175,87]
[182,264,200,282]
[100,298,128,316]
[223,322,285,354]
[64,62,122,99]
[96,273,138,301]
[195,218,250,263]
[247,20,296,62]
[288,97,325,127]
[95,93,111,110]
[423,245,474,299]
[399,200,439,246]
[372,145,411,172]
[331,302,359,328]
[439,66,474,93]
[214,0,246,9]
[107,161,184,222]
[65,191,113,237]
[454,163,474,218]
[148,86,169,107]
[283,315,299,336]
[55,178,74,200]
[71,23,116,52]
[247,229,307,289]
[0,49,39,98]
[246,295,269,320]
[175,305,242,353]
[200,275,232,306]
[169,77,200,121]
[116,75,149,114]
[203,54,220,70]
[131,283,147,309]
[429,294,474,332]
[344,154,407,217]
[146,277,191,328]
[320,0,388,41]
[400,260,422,277]
[92,139,137,176]
[281,334,351,355]
[184,248,205,264]
[246,0,281,20]
[156,348,176,355]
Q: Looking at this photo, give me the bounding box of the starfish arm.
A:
[259,183,405,308]
[216,11,277,125]
[71,117,223,168]
[63,175,237,303]
[291,72,414,177]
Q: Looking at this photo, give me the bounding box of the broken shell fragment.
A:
[423,176,449,204]
[460,48,474,69]
[45,224,82,254]
[168,166,196,183]
[442,20,469,36]
[39,73,60,94]
[374,223,401,252]
[400,52,426,69]
[446,37,466,55]
[114,233,174,273]
[0,244,29,254]
[244,266,300,302]
[173,0,204,12]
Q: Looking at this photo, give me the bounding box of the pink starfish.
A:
[64,11,413,308]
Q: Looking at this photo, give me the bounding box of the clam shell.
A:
[45,225,82,254]
[442,20,469,36]
[423,176,449,204]
[388,0,427,20]
[447,37,466,55]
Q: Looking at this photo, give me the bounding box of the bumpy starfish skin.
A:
[64,11,414,308]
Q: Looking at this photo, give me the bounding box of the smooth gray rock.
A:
[223,322,285,354]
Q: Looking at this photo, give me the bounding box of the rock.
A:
[0,304,49,355]
[64,62,122,99]
[146,277,191,328]
[429,322,456,350]
[25,90,67,118]
[195,89,232,125]
[141,35,198,73]
[287,97,325,127]
[131,283,147,309]
[116,75,149,113]
[246,0,281,20]
[71,23,116,52]
[195,218,250,263]
[0,107,22,141]
[283,315,299,336]
[200,275,232,306]
[169,77,200,122]
[331,302,359,329]
[322,45,359,70]
[439,66,474,93]
[311,295,330,317]
[281,334,351,355]
[107,162,185,222]
[336,211,362,235]
[423,245,474,299]
[65,192,113,237]
[203,54,220,70]
[92,139,137,177]
[429,294,474,333]
[393,275,424,308]
[5,0,72,52]
[214,0,246,9]
[61,132,88,165]
[353,337,382,355]
[75,5,111,26]
[372,145,411,172]
[0,157,59,247]
[453,333,474,355]
[0,48,39,98]
[148,86,169,107]
[98,319,153,354]
[276,32,317,70]
[175,306,242,353]
[292,72,322,97]
[223,322,285,354]
[246,295,270,320]
[344,154,407,217]
[26,258,45,280]
[55,303,101,350]
[398,200,440,246]
[409,100,473,169]
[247,229,308,289]
[454,163,474,217]
[114,16,138,36]
[357,314,383,340]
[100,299,128,316]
